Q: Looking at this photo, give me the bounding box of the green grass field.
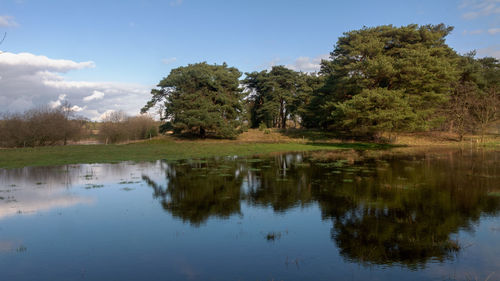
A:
[0,138,389,169]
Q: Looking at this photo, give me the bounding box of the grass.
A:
[2,129,497,169]
[0,136,389,169]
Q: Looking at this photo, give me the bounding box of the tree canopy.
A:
[142,62,243,138]
[316,24,460,132]
[244,66,308,128]
[141,24,498,141]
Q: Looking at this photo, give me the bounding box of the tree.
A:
[99,110,128,144]
[447,82,475,141]
[293,73,325,128]
[333,88,417,139]
[142,62,243,139]
[244,66,305,128]
[471,57,500,142]
[448,53,500,141]
[317,24,460,130]
[0,105,83,147]
[469,87,499,142]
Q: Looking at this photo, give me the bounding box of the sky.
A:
[0,0,499,120]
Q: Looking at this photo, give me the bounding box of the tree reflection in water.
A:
[141,149,500,268]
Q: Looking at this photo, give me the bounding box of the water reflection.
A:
[1,148,499,277]
[0,166,93,219]
[141,149,500,268]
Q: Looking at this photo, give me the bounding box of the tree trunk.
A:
[280,99,286,129]
[200,127,206,138]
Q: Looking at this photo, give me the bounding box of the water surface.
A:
[1,148,499,280]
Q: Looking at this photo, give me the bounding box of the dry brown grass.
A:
[390,132,500,146]
[237,129,303,143]
[157,129,500,148]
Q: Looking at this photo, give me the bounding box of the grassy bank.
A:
[0,137,387,169]
[1,129,498,169]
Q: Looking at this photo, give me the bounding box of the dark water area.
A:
[1,148,499,281]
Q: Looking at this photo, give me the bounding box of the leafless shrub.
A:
[0,105,85,147]
[98,111,158,144]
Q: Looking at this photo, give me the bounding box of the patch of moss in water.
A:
[249,168,261,172]
[85,184,104,189]
[190,159,208,164]
[266,232,282,241]
[191,167,208,171]
[121,187,134,191]
[343,168,360,172]
[276,178,289,182]
[16,245,27,253]
[343,179,353,183]
[316,160,351,168]
[219,173,233,177]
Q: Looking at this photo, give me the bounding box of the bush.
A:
[98,111,159,144]
[0,106,84,147]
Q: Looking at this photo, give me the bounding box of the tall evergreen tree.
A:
[142,62,243,139]
[243,66,305,128]
[313,24,460,131]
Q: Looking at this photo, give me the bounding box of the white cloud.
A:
[460,0,500,19]
[286,54,329,73]
[99,109,117,121]
[0,52,95,73]
[162,57,177,65]
[488,27,500,34]
[70,105,86,112]
[83,90,105,102]
[48,94,67,108]
[0,51,150,121]
[0,15,17,27]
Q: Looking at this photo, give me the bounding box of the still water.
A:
[1,149,499,281]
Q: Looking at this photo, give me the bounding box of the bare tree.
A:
[469,87,499,142]
[448,82,475,141]
[98,111,158,144]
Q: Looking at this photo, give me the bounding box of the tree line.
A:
[0,105,158,147]
[143,24,499,140]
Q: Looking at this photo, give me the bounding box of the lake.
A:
[1,148,499,280]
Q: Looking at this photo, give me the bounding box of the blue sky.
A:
[0,0,499,119]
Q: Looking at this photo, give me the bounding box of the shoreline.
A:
[0,130,498,169]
